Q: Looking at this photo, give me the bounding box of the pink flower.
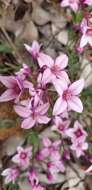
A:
[76,45,84,54]
[0,75,24,102]
[33,184,45,190]
[14,98,50,129]
[47,160,65,174]
[80,18,92,48]
[38,54,69,84]
[28,170,45,190]
[47,151,65,177]
[84,0,92,5]
[51,116,70,137]
[1,167,19,184]
[37,138,61,160]
[71,139,88,158]
[67,120,87,141]
[28,170,39,186]
[12,146,32,168]
[24,41,41,59]
[63,149,70,160]
[53,78,84,115]
[16,64,31,80]
[86,165,92,173]
[25,42,69,84]
[61,0,79,12]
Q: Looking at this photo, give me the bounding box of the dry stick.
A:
[0,26,23,64]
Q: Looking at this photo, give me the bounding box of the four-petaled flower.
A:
[38,54,69,84]
[66,120,87,141]
[14,98,50,129]
[12,146,32,168]
[28,169,45,190]
[80,18,92,48]
[1,167,19,184]
[53,79,84,115]
[71,139,88,158]
[0,75,24,102]
[61,0,79,12]
[51,116,70,137]
[37,137,61,160]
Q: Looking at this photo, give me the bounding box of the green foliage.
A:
[67,48,80,80]
[0,43,13,53]
[6,182,19,190]
[82,87,92,111]
[26,129,40,153]
[72,11,83,24]
[0,119,14,129]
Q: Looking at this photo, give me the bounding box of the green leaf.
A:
[0,119,14,129]
[26,129,40,153]
[0,44,13,53]
[6,182,19,190]
[72,11,83,24]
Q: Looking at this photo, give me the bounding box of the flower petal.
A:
[12,155,19,164]
[36,103,49,115]
[14,105,31,118]
[41,68,52,85]
[21,117,35,129]
[1,169,11,176]
[69,79,84,95]
[52,78,67,95]
[0,76,15,88]
[68,96,83,113]
[55,54,68,69]
[53,97,67,115]
[38,53,54,68]
[86,165,92,173]
[80,34,88,48]
[58,71,70,84]
[37,115,50,124]
[0,89,17,102]
[61,0,69,7]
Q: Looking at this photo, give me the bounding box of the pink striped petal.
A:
[71,3,78,12]
[86,165,92,173]
[1,169,11,176]
[21,117,35,129]
[58,71,70,84]
[37,115,50,124]
[12,155,19,164]
[36,103,49,114]
[14,105,31,118]
[52,78,67,95]
[53,97,67,115]
[69,79,84,95]
[43,137,51,147]
[55,54,68,69]
[0,89,17,102]
[80,34,88,48]
[68,96,83,113]
[0,76,15,88]
[41,68,52,85]
[38,53,54,68]
[61,0,69,7]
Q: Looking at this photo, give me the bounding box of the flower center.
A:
[14,84,21,94]
[58,125,65,131]
[51,65,60,75]
[87,28,92,36]
[74,128,83,138]
[20,152,27,159]
[62,90,72,101]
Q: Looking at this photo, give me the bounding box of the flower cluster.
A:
[0,41,89,188]
[61,0,92,13]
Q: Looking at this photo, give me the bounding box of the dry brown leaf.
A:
[0,125,23,140]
